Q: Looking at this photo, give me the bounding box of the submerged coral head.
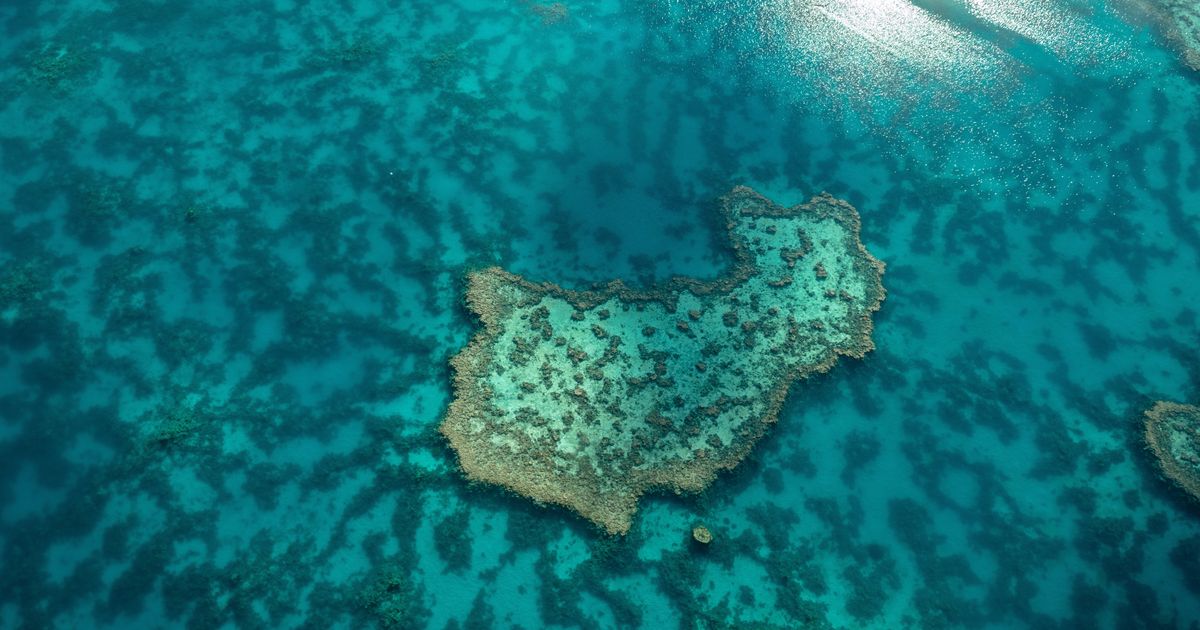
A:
[441,186,886,534]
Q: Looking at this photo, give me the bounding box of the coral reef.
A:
[25,43,92,89]
[362,566,428,629]
[692,525,713,544]
[1124,1,1200,71]
[529,2,569,25]
[310,35,381,68]
[1144,401,1200,500]
[442,187,886,533]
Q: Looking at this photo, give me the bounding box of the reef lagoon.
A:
[2,1,1200,628]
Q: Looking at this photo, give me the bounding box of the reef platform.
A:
[1145,401,1200,501]
[441,187,886,534]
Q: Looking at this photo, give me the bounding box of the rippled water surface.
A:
[1,0,1199,628]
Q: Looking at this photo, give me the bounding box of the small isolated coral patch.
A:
[530,2,569,25]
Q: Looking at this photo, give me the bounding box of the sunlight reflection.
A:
[760,0,1010,94]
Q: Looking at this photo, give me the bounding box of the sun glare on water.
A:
[758,0,1128,95]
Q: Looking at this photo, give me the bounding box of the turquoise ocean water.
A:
[1,0,1199,627]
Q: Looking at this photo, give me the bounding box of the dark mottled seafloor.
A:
[1,0,1199,628]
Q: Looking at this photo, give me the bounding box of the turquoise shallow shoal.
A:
[0,0,1198,628]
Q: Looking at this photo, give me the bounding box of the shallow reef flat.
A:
[1145,401,1200,500]
[443,187,885,533]
[1131,0,1200,71]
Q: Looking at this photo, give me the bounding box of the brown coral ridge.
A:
[1144,401,1200,501]
[441,186,886,534]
